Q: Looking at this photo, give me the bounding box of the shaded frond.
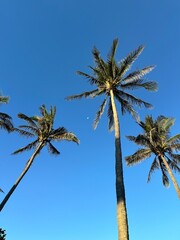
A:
[13,127,35,137]
[17,113,37,128]
[159,159,169,187]
[0,96,9,104]
[12,140,39,154]
[125,148,151,166]
[77,71,98,85]
[66,89,99,100]
[147,157,159,182]
[93,98,107,129]
[47,142,60,155]
[107,99,114,131]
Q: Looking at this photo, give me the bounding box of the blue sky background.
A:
[0,0,180,239]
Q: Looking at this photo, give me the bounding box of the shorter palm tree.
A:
[0,105,79,211]
[125,115,180,198]
[0,95,13,132]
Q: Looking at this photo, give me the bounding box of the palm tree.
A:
[125,115,180,198]
[0,95,13,133]
[0,105,79,211]
[66,39,157,240]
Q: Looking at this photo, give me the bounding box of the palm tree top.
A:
[13,105,79,155]
[66,39,158,130]
[126,115,180,187]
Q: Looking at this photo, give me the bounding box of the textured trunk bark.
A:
[0,142,44,212]
[110,90,129,240]
[160,154,180,199]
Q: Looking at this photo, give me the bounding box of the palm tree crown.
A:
[0,95,13,132]
[66,38,157,129]
[126,115,180,196]
[13,104,79,155]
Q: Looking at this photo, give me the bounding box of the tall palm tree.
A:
[0,105,79,211]
[66,39,157,240]
[125,115,180,198]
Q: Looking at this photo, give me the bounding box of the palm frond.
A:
[126,134,150,147]
[66,89,99,100]
[122,66,155,83]
[147,156,159,182]
[47,142,60,155]
[166,157,180,173]
[0,96,9,104]
[93,98,107,129]
[118,45,144,78]
[13,127,35,137]
[107,38,118,61]
[168,153,180,163]
[17,113,37,128]
[92,47,108,78]
[125,148,151,166]
[77,71,98,85]
[50,132,79,144]
[107,99,114,131]
[116,90,153,109]
[12,140,39,154]
[159,158,170,187]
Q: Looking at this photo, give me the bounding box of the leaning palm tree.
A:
[0,105,79,211]
[66,39,157,240]
[125,115,180,198]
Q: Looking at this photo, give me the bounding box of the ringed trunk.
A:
[160,154,180,199]
[110,90,129,240]
[0,142,44,212]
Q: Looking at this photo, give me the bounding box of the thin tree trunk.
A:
[160,154,180,199]
[110,90,129,240]
[0,142,44,212]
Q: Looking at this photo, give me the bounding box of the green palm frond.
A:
[77,71,98,85]
[125,148,151,166]
[18,113,38,128]
[13,127,35,137]
[93,98,107,129]
[13,140,39,154]
[126,134,150,147]
[118,45,144,78]
[0,96,9,104]
[66,89,99,100]
[92,47,108,77]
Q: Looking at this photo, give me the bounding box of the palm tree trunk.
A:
[0,142,44,212]
[160,154,180,199]
[110,90,129,240]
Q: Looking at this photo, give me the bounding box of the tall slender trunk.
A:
[0,142,44,212]
[110,90,129,240]
[160,154,180,199]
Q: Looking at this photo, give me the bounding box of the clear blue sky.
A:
[0,0,180,239]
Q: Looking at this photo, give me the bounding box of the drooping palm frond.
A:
[116,90,153,109]
[93,98,107,129]
[12,140,39,154]
[147,156,159,182]
[125,148,151,166]
[17,113,38,128]
[77,71,98,85]
[13,127,36,137]
[47,141,60,155]
[159,159,170,187]
[107,99,114,131]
